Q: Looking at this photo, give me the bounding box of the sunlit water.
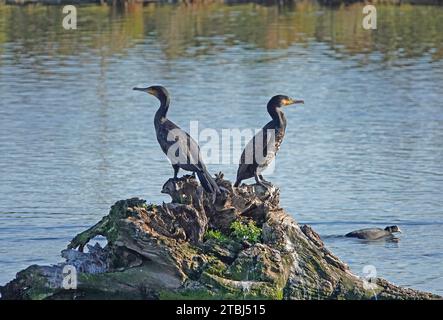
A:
[0,2,442,296]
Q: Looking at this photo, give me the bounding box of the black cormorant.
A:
[133,85,220,194]
[234,95,304,188]
[345,226,402,240]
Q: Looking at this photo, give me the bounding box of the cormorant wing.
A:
[239,120,275,165]
[157,119,206,172]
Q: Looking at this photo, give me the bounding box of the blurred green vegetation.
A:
[0,2,442,62]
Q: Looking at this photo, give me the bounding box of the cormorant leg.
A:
[259,174,273,186]
[255,171,269,190]
[173,165,180,180]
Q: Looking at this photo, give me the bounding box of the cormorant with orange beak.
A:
[234,95,304,188]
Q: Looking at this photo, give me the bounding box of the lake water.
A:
[0,2,442,296]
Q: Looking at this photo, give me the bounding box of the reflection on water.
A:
[1,2,443,61]
[0,2,442,295]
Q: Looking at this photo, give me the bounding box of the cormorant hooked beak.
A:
[133,87,156,96]
[284,98,304,106]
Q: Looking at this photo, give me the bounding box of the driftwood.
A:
[0,174,440,300]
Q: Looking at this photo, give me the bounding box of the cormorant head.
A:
[268,95,304,108]
[133,85,169,103]
[385,225,402,234]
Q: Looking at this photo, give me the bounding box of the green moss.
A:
[199,272,283,300]
[205,256,227,277]
[15,267,55,300]
[274,288,284,300]
[25,279,55,300]
[227,263,257,281]
[204,219,263,246]
[159,287,271,300]
[159,289,216,300]
[230,220,261,244]
[204,230,230,244]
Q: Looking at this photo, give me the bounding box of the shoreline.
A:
[2,0,443,7]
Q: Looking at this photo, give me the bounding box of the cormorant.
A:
[345,226,402,240]
[234,95,304,188]
[133,85,220,194]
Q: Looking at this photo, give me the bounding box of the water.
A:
[0,2,442,295]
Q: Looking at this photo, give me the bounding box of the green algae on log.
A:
[0,174,440,300]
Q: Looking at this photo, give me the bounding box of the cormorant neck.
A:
[267,104,286,129]
[155,95,170,120]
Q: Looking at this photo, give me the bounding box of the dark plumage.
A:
[234,95,304,188]
[345,226,402,240]
[133,85,220,194]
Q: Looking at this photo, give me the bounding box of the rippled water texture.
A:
[0,2,442,295]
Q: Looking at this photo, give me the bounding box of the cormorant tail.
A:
[197,169,220,194]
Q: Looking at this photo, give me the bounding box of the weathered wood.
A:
[0,175,440,300]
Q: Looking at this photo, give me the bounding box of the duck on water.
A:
[345,225,402,240]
